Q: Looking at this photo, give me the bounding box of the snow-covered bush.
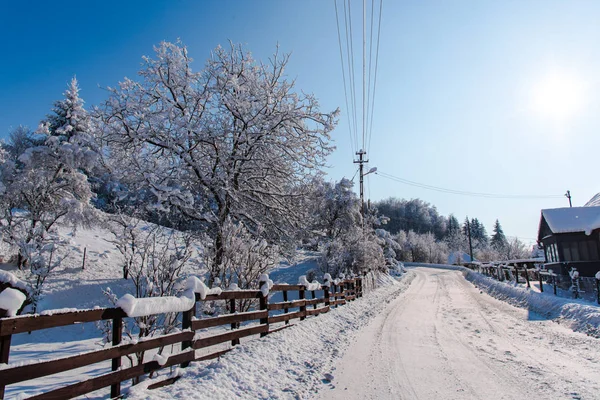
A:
[105,212,194,371]
[203,219,277,312]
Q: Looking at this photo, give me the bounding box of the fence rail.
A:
[469,263,600,302]
[0,277,363,399]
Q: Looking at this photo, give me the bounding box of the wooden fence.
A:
[0,277,363,399]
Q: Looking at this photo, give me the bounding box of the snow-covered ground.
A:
[324,266,600,400]
[4,227,600,400]
[127,273,412,399]
[0,219,333,398]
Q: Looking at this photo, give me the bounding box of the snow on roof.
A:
[584,193,600,207]
[541,206,600,235]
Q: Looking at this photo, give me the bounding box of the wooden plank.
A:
[305,297,323,306]
[110,316,122,398]
[271,284,305,291]
[259,292,268,338]
[229,299,239,346]
[299,289,306,321]
[282,290,289,325]
[196,348,231,362]
[268,299,306,311]
[330,300,346,306]
[147,376,181,390]
[0,308,127,336]
[181,300,195,368]
[268,310,304,324]
[0,331,194,386]
[193,324,268,349]
[202,291,262,301]
[0,332,10,398]
[28,350,196,400]
[191,310,267,330]
[306,306,329,316]
[269,324,294,334]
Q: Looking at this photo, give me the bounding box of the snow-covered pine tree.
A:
[447,214,461,235]
[491,219,507,251]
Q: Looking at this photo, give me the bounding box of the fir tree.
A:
[470,218,488,246]
[447,214,461,235]
[491,219,507,250]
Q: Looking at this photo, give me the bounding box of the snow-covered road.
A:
[323,267,600,400]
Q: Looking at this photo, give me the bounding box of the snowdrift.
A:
[465,270,600,337]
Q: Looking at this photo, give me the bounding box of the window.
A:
[570,242,580,261]
[552,243,559,262]
[589,240,599,260]
[562,243,571,261]
[579,241,589,261]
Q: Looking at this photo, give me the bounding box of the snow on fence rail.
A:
[0,276,363,399]
[466,262,600,303]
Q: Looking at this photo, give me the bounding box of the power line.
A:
[376,171,564,199]
[367,0,383,156]
[334,0,357,158]
[343,0,359,146]
[362,0,367,151]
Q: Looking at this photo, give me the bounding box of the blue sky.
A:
[2,0,600,244]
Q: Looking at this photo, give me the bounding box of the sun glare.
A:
[530,71,586,121]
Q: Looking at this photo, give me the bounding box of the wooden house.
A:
[537,206,600,277]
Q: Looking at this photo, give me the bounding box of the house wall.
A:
[542,230,600,277]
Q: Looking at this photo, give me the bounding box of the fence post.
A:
[596,277,600,305]
[282,290,289,325]
[259,278,269,337]
[539,271,544,293]
[110,316,123,399]
[229,299,240,345]
[181,298,196,367]
[524,267,531,288]
[331,283,336,307]
[299,288,306,321]
[311,290,317,310]
[514,266,520,284]
[324,285,330,308]
[0,315,11,399]
[553,275,557,296]
[82,247,87,270]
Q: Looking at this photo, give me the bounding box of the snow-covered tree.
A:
[446,214,461,236]
[311,177,361,244]
[501,236,529,260]
[104,212,194,369]
[97,41,337,284]
[491,219,507,251]
[202,218,277,311]
[0,78,97,310]
[311,178,386,276]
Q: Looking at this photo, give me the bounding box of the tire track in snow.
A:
[322,267,600,400]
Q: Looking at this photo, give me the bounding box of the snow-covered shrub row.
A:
[126,272,415,399]
[465,271,600,338]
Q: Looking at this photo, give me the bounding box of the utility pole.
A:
[354,149,367,217]
[565,190,572,207]
[466,217,474,263]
